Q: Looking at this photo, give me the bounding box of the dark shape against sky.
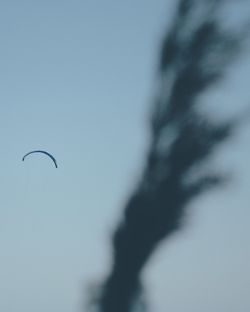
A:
[89,1,248,312]
[22,150,58,168]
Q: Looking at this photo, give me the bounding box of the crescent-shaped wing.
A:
[22,150,58,168]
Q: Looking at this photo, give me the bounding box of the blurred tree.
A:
[86,0,248,311]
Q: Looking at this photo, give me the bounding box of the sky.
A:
[0,1,249,312]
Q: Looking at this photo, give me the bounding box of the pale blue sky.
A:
[0,1,249,312]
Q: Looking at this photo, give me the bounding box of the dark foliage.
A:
[88,1,247,311]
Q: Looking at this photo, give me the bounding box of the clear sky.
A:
[0,1,249,312]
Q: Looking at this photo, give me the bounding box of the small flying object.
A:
[22,150,58,168]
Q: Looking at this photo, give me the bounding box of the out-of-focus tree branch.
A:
[86,1,248,311]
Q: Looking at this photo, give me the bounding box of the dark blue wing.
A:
[22,150,58,168]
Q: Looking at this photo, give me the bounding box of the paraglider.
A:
[22,150,58,168]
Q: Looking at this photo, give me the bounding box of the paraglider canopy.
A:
[22,150,58,168]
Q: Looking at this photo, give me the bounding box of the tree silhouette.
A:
[86,1,248,311]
